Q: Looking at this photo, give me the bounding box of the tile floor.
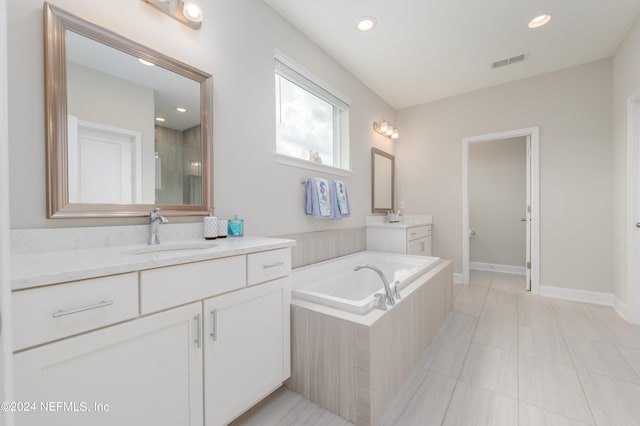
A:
[234,271,640,426]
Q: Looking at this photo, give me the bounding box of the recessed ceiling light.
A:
[357,17,377,32]
[138,58,155,66]
[176,107,187,113]
[155,117,166,122]
[528,14,552,29]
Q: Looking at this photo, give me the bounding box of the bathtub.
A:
[291,251,441,314]
[287,252,452,425]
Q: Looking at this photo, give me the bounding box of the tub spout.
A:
[354,264,395,307]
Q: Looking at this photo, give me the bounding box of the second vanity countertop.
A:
[364,214,432,229]
[11,236,295,291]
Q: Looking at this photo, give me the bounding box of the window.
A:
[274,50,350,172]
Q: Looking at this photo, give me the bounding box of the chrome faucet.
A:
[149,208,168,245]
[354,264,395,307]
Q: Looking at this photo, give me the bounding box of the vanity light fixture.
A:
[373,118,399,140]
[176,107,187,112]
[528,14,552,29]
[142,0,203,30]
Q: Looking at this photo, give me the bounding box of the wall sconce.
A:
[373,118,399,139]
[142,0,203,30]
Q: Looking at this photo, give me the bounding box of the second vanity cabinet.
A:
[367,224,432,256]
[12,243,293,426]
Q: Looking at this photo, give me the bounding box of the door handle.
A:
[636,223,640,228]
[520,218,527,222]
[194,314,202,349]
[210,309,217,341]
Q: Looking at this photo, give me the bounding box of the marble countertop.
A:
[11,236,295,291]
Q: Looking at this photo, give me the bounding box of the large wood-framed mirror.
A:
[371,148,395,213]
[44,3,213,218]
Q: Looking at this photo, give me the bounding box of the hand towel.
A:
[305,177,331,218]
[333,180,350,216]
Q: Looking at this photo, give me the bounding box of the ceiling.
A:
[264,0,640,110]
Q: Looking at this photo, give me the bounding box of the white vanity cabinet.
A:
[13,302,204,426]
[367,224,432,256]
[203,277,291,425]
[11,240,294,426]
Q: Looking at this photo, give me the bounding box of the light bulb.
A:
[379,119,388,133]
[391,129,399,139]
[386,125,394,136]
[183,0,203,23]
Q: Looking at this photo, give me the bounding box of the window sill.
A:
[274,153,353,177]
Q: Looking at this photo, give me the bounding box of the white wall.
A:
[0,0,13,414]
[469,137,526,267]
[7,0,395,232]
[396,59,612,293]
[612,15,640,306]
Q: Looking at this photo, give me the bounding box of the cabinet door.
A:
[203,278,291,425]
[14,303,203,426]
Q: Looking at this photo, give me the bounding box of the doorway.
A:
[462,127,540,293]
[626,88,640,324]
[469,137,527,276]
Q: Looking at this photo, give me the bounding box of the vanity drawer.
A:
[407,225,430,241]
[140,255,246,314]
[407,237,432,256]
[12,273,139,351]
[247,248,291,286]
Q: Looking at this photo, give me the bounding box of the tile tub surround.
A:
[286,260,453,426]
[277,227,366,269]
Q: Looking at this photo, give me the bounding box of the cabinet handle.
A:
[210,309,217,341]
[421,242,425,252]
[263,262,284,269]
[194,314,202,349]
[52,300,113,318]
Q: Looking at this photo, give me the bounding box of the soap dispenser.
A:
[228,214,244,237]
[203,209,217,240]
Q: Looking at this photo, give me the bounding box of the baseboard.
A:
[453,273,463,284]
[613,296,629,321]
[539,285,615,306]
[470,262,525,276]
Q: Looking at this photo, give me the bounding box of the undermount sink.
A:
[122,242,217,255]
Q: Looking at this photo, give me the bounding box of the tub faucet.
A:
[354,264,395,307]
[149,208,168,245]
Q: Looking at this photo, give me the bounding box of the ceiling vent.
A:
[492,54,527,69]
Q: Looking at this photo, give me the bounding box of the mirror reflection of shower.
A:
[154,124,202,205]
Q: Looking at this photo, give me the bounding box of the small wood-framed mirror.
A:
[44,3,213,218]
[371,148,395,213]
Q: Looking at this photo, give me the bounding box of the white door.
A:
[628,91,640,324]
[203,278,291,425]
[13,303,203,426]
[67,117,142,204]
